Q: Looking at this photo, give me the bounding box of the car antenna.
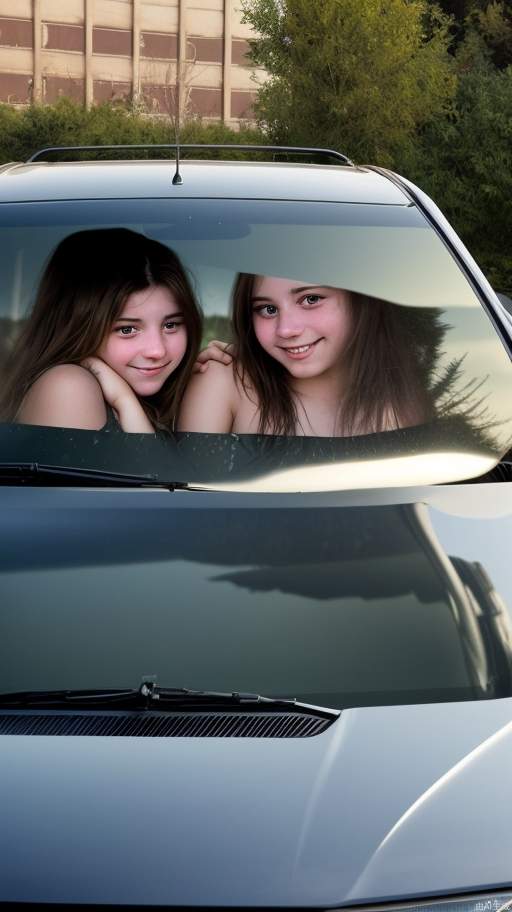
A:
[172,141,182,186]
[172,63,183,186]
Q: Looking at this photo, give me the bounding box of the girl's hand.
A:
[82,357,132,409]
[193,340,234,373]
[81,357,155,433]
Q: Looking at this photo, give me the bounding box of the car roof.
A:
[0,159,410,205]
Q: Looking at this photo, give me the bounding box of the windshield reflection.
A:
[1,491,511,708]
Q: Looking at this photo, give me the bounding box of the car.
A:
[1,143,512,909]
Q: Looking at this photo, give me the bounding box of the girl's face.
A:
[251,276,353,381]
[97,284,187,396]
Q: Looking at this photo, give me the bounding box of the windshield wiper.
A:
[0,462,184,488]
[0,681,299,710]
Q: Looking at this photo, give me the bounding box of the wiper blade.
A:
[0,462,181,488]
[0,687,144,706]
[0,682,298,710]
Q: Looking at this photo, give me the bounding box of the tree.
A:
[241,0,456,165]
[404,30,512,294]
[429,0,512,66]
[470,1,512,68]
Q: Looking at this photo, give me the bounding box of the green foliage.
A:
[429,0,512,67]
[241,0,457,166]
[0,98,266,164]
[470,1,512,67]
[403,34,512,294]
[178,120,270,159]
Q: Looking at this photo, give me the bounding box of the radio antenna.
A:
[172,61,183,186]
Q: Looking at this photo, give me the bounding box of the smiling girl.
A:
[178,273,434,436]
[1,228,202,432]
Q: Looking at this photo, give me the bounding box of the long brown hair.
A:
[232,274,441,436]
[1,228,202,428]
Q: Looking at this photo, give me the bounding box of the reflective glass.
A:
[0,198,510,491]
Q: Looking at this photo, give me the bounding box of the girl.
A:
[1,228,202,432]
[178,274,436,436]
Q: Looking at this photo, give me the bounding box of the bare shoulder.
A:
[178,361,240,433]
[18,364,108,429]
[26,363,104,399]
[205,359,241,384]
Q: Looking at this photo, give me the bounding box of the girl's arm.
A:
[17,364,108,430]
[82,357,154,433]
[178,361,238,432]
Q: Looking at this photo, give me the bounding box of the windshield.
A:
[0,197,511,491]
[1,497,511,708]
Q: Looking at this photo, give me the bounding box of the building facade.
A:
[0,0,262,125]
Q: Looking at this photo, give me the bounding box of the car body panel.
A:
[0,160,409,205]
[2,481,512,904]
[1,699,512,906]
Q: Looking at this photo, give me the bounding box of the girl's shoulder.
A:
[28,363,105,400]
[204,360,256,404]
[178,361,256,433]
[33,362,98,385]
[186,360,241,402]
[18,363,108,429]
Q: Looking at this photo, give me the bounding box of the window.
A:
[1,198,510,491]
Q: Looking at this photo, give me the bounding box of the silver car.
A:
[1,145,512,909]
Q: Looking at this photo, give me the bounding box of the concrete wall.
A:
[0,0,264,124]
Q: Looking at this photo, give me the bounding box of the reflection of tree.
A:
[213,554,442,603]
[432,354,502,449]
[401,305,506,452]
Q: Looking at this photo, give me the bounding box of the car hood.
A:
[1,698,512,906]
[2,480,512,905]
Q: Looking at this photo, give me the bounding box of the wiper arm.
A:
[0,462,184,488]
[140,683,298,708]
[0,682,298,710]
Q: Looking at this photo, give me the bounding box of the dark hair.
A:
[1,228,202,428]
[231,273,441,436]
